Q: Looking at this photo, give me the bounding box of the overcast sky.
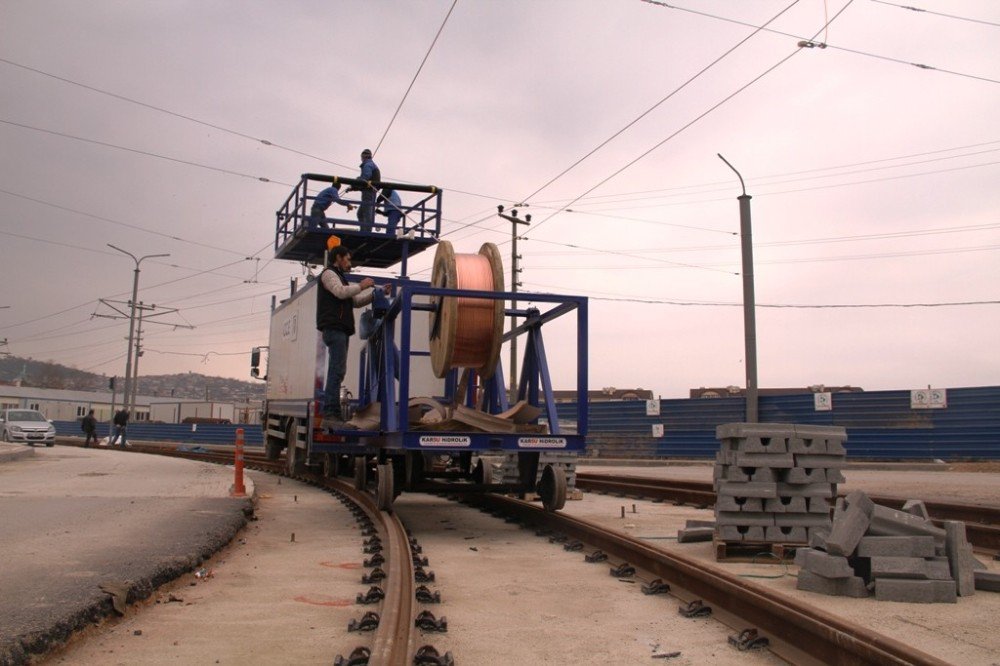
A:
[1,0,998,398]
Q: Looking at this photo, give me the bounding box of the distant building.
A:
[690,385,863,399]
[552,386,654,403]
[0,386,261,424]
[0,386,154,422]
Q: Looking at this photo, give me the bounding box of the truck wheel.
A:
[286,420,305,476]
[539,464,567,512]
[265,433,282,461]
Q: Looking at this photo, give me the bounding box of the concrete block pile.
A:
[795,490,983,603]
[713,423,847,544]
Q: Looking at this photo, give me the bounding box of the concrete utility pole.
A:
[496,206,530,399]
[717,154,759,423]
[107,245,169,417]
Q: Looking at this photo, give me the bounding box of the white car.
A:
[0,409,56,446]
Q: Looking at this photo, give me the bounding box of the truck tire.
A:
[286,419,305,476]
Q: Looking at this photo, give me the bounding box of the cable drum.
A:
[429,241,505,379]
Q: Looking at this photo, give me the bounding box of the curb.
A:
[0,445,36,464]
[0,497,254,666]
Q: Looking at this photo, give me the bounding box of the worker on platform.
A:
[345,148,380,233]
[310,184,354,227]
[379,188,403,236]
[317,240,390,429]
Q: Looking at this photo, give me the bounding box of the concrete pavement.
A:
[0,445,254,665]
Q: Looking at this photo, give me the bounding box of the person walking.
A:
[81,409,98,447]
[109,409,129,448]
[316,243,389,429]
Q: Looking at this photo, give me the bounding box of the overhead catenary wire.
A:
[515,0,804,206]
[0,188,250,257]
[641,0,1000,85]
[0,56,356,172]
[523,1,859,240]
[869,0,1000,28]
[0,118,291,186]
[373,0,459,155]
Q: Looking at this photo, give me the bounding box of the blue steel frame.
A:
[274,174,442,257]
[311,282,588,454]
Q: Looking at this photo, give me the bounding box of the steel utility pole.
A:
[108,245,169,417]
[497,206,530,399]
[717,154,759,423]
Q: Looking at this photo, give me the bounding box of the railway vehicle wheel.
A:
[376,462,394,511]
[265,432,282,460]
[539,464,567,512]
[286,419,305,476]
[322,453,339,478]
[353,456,367,490]
[474,457,494,485]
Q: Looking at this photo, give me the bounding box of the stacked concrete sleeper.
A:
[713,423,846,544]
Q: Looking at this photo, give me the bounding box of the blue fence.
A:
[55,422,264,447]
[558,386,1000,460]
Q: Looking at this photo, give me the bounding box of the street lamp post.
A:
[108,245,169,417]
[717,155,759,423]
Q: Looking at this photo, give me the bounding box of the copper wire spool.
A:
[429,241,504,379]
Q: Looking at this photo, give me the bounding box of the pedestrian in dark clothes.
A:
[81,409,98,447]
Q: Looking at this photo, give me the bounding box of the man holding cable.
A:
[316,240,390,429]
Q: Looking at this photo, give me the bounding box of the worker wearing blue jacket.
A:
[310,184,354,226]
[346,149,380,233]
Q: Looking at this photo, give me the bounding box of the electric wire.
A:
[525,1,858,240]
[0,188,250,257]
[0,56,356,171]
[373,0,459,155]
[516,0,803,205]
[0,118,291,186]
[869,0,1000,28]
[641,0,1000,85]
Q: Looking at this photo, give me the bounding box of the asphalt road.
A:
[0,446,251,665]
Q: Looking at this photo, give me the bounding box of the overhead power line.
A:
[516,0,803,205]
[641,0,1000,85]
[869,0,1000,28]
[0,118,291,186]
[0,188,250,256]
[0,55,356,171]
[526,1,858,239]
[374,0,459,155]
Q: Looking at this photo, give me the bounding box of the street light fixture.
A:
[108,244,169,417]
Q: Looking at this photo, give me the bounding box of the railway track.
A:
[92,442,427,666]
[576,472,1000,553]
[458,492,949,666]
[62,442,990,664]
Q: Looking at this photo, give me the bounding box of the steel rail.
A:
[79,441,418,666]
[576,472,1000,552]
[463,493,948,666]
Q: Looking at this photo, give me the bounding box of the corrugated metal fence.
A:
[55,422,264,447]
[558,386,1000,460]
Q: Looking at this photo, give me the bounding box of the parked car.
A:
[0,409,56,446]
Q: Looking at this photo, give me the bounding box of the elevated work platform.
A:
[274,173,442,268]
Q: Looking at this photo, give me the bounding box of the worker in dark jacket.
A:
[81,409,98,447]
[109,409,129,448]
[316,243,389,428]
